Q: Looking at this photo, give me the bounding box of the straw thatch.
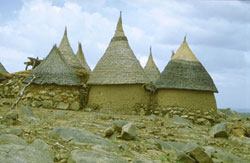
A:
[0,62,8,81]
[0,62,8,74]
[144,47,160,83]
[23,45,81,86]
[76,42,91,73]
[87,12,149,85]
[156,37,218,92]
[58,27,83,70]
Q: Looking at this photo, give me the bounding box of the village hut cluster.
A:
[0,13,218,118]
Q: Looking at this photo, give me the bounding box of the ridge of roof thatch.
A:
[87,12,149,85]
[144,47,160,83]
[23,45,81,86]
[156,37,218,93]
[76,42,91,73]
[0,62,8,74]
[171,36,199,62]
[58,27,83,70]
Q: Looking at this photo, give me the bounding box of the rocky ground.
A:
[0,99,250,163]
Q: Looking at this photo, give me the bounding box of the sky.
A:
[0,0,249,112]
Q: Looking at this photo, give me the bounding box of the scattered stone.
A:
[172,115,191,125]
[104,126,115,137]
[7,128,23,136]
[120,122,137,140]
[139,109,146,116]
[1,110,19,125]
[0,134,26,146]
[210,123,229,138]
[113,120,128,132]
[21,106,34,116]
[68,149,128,163]
[49,127,117,149]
[189,146,213,163]
[177,151,196,163]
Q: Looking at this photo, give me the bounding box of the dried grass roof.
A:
[0,62,8,81]
[76,42,91,73]
[87,12,149,85]
[58,27,83,70]
[0,62,8,74]
[23,45,81,86]
[144,47,160,83]
[156,37,218,92]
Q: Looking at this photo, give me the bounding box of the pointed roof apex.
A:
[113,11,125,38]
[150,46,152,55]
[184,35,187,43]
[171,36,199,62]
[64,26,67,36]
[144,47,160,83]
[76,42,91,72]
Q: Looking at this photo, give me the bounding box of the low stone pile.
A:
[0,75,25,99]
[133,105,219,125]
[21,84,88,111]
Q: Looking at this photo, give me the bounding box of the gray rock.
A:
[196,118,207,124]
[68,149,128,163]
[70,101,80,111]
[21,106,34,116]
[210,123,229,138]
[53,95,63,102]
[113,120,128,132]
[104,126,115,137]
[120,122,137,140]
[154,139,185,151]
[177,151,196,163]
[54,111,68,119]
[1,110,19,125]
[0,139,54,163]
[57,102,69,110]
[49,127,117,149]
[172,115,191,125]
[189,146,213,163]
[0,134,26,146]
[7,128,23,136]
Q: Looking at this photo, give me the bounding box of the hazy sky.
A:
[0,0,249,111]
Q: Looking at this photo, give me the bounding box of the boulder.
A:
[68,149,128,163]
[70,101,80,111]
[120,122,137,140]
[0,134,26,146]
[113,120,128,132]
[104,126,115,137]
[49,127,117,149]
[177,151,196,163]
[189,146,213,163]
[210,123,229,138]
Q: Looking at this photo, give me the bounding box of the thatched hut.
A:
[58,27,83,70]
[23,45,84,110]
[144,47,160,83]
[76,42,91,73]
[87,13,150,113]
[0,62,8,81]
[155,37,218,115]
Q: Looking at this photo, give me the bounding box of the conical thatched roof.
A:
[144,47,160,83]
[87,12,149,85]
[58,27,82,70]
[0,62,8,81]
[23,45,81,86]
[76,42,91,72]
[0,62,8,74]
[156,37,218,92]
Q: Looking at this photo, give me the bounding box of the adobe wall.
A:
[21,84,87,110]
[87,84,150,114]
[155,89,217,115]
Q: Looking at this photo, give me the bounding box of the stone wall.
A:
[22,84,87,111]
[0,75,25,99]
[87,84,150,114]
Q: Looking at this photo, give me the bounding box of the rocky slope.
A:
[0,101,249,163]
